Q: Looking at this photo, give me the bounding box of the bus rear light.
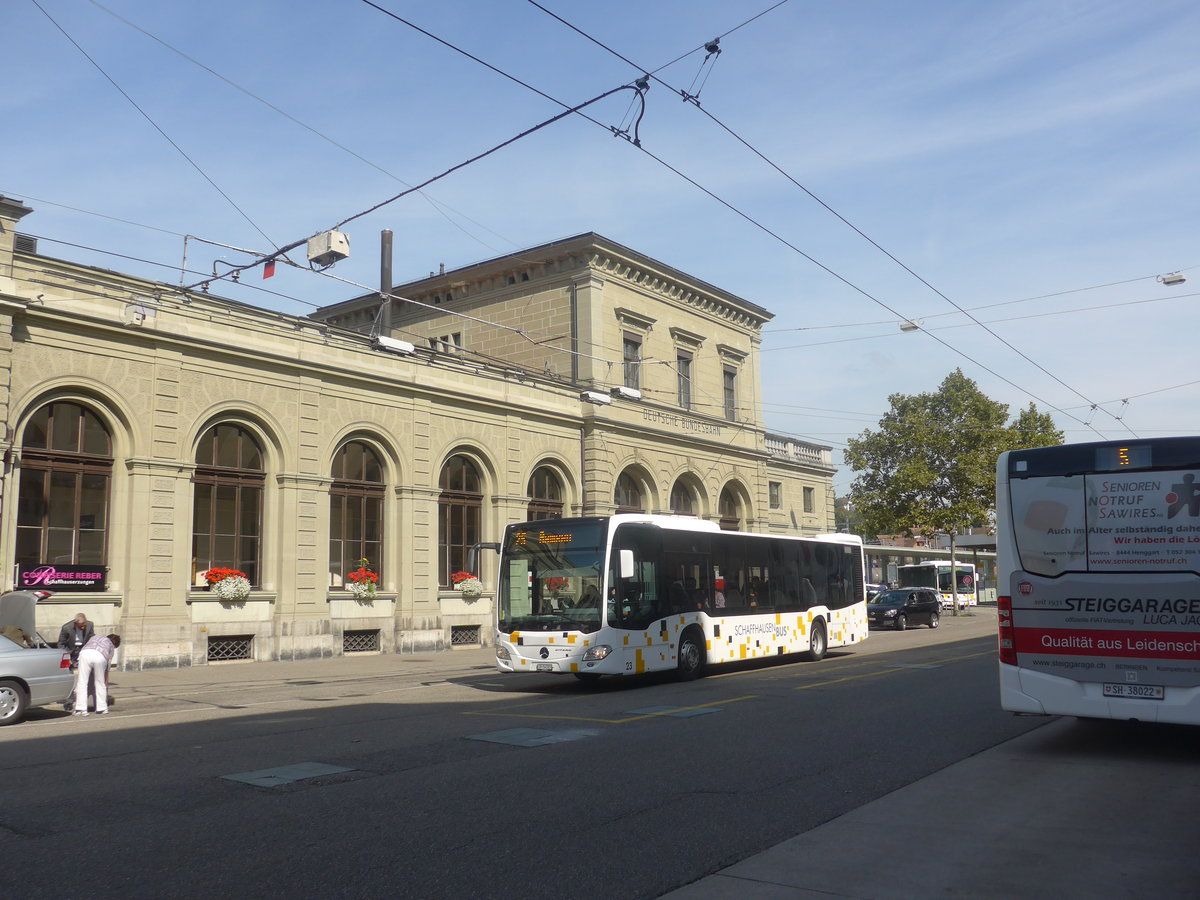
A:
[997,595,1017,666]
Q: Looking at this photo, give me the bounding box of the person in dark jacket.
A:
[58,613,95,710]
[58,612,94,666]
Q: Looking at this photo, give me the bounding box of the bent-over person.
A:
[73,633,120,717]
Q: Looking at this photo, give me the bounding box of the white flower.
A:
[347,580,376,599]
[212,575,251,601]
[458,577,484,596]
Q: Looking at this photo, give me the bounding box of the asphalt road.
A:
[5,609,1186,899]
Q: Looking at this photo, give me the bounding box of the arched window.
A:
[438,455,482,586]
[16,402,112,569]
[527,466,564,521]
[670,479,695,515]
[719,487,741,531]
[192,423,264,587]
[614,471,644,513]
[330,441,385,588]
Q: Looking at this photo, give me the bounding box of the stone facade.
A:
[0,201,835,669]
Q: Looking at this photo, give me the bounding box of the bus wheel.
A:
[895,614,907,631]
[676,628,705,681]
[929,612,940,629]
[807,620,827,661]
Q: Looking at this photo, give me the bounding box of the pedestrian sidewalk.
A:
[662,714,1200,899]
[109,646,498,701]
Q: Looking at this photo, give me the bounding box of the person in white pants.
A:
[73,634,121,717]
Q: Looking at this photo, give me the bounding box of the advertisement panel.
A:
[1008,468,1200,687]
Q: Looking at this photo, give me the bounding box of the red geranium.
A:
[204,566,248,584]
[449,571,475,585]
[347,567,379,584]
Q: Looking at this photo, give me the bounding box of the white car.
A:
[0,590,75,726]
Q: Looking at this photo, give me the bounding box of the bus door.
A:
[609,524,677,673]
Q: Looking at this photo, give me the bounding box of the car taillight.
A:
[997,595,1017,666]
[60,653,73,669]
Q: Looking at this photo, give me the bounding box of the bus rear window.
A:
[1008,471,1200,575]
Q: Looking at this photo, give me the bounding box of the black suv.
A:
[867,588,941,631]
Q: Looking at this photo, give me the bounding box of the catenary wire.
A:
[181,79,643,293]
[520,0,1127,437]
[30,0,281,254]
[82,0,555,265]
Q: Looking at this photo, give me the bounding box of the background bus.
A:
[897,560,978,609]
[494,514,867,680]
[996,436,1200,725]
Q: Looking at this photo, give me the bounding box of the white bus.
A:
[897,560,979,609]
[494,514,867,680]
[996,437,1200,725]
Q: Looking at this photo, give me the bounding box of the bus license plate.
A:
[536,663,553,672]
[1103,683,1164,700]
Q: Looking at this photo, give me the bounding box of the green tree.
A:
[844,370,1062,610]
[834,495,865,535]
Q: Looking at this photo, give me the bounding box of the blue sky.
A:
[5,0,1199,494]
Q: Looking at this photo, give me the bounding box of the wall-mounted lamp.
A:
[899,319,923,332]
[580,390,612,406]
[1158,272,1186,286]
[372,335,415,355]
[610,386,642,401]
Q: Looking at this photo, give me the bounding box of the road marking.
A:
[467,727,598,747]
[794,649,994,690]
[222,762,354,787]
[462,695,756,725]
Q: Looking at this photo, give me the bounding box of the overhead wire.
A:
[81,0,552,264]
[24,3,1181,446]
[762,267,1200,332]
[30,0,281,255]
[517,0,1128,438]
[763,288,1200,352]
[181,78,645,293]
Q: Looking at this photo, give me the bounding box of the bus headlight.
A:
[582,645,613,661]
[496,645,511,660]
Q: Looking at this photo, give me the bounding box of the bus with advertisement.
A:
[493,514,867,681]
[995,437,1200,725]
[897,560,978,609]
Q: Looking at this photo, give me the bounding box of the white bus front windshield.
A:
[899,567,973,594]
[498,520,607,634]
[942,570,974,594]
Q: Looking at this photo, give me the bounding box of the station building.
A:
[0,197,835,669]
